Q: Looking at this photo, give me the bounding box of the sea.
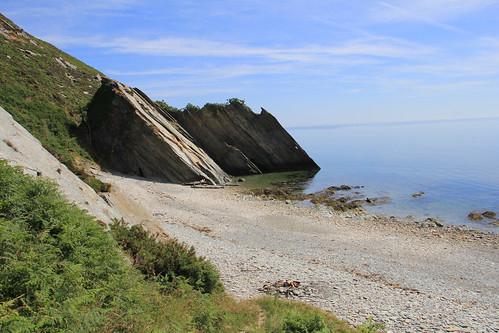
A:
[285,118,499,232]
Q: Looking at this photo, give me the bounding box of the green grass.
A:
[0,160,383,332]
[0,13,107,188]
[257,298,383,333]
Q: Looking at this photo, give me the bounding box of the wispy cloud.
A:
[370,0,499,31]
[149,86,237,99]
[45,34,435,62]
[3,0,138,18]
[106,64,293,78]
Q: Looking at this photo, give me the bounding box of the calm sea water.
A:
[288,118,499,232]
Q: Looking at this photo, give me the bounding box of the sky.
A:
[2,0,499,127]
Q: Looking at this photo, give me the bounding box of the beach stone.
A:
[424,218,444,228]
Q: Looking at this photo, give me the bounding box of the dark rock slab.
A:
[86,79,230,184]
[169,101,320,176]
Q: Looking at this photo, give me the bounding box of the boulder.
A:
[86,79,230,185]
[425,218,444,228]
[168,101,320,176]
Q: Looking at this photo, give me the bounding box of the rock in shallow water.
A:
[468,212,483,221]
[482,211,496,219]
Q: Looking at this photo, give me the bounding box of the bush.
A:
[0,160,168,332]
[110,220,222,294]
[155,100,180,113]
[184,103,201,112]
[283,312,328,333]
[227,98,245,106]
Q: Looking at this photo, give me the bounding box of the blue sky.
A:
[2,0,499,127]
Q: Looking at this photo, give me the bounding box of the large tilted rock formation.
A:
[86,79,230,184]
[168,101,320,176]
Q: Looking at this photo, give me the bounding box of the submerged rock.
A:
[328,185,353,191]
[482,211,496,219]
[364,196,392,206]
[168,101,320,176]
[86,79,230,185]
[468,212,483,221]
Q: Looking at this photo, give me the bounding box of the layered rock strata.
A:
[169,101,320,176]
[86,79,230,184]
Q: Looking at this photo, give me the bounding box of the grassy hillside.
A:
[0,13,108,190]
[0,160,382,333]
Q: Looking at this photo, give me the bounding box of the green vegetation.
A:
[0,14,98,165]
[155,100,180,113]
[257,298,383,333]
[0,160,382,332]
[227,98,246,106]
[110,221,221,294]
[184,103,201,112]
[0,160,170,332]
[156,98,247,115]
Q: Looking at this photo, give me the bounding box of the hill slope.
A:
[0,13,100,172]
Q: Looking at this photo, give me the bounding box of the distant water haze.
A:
[289,118,499,231]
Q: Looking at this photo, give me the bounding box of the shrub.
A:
[155,100,180,113]
[283,312,328,333]
[0,160,168,332]
[227,98,245,106]
[184,103,201,112]
[110,220,222,294]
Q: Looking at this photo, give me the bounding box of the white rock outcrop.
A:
[0,105,122,224]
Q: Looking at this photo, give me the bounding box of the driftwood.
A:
[190,185,224,189]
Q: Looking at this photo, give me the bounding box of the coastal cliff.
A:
[86,78,230,185]
[1,11,319,184]
[168,100,320,176]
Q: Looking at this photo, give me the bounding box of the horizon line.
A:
[287,116,499,130]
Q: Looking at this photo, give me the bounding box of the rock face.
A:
[86,79,230,185]
[169,101,320,176]
[0,106,121,224]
